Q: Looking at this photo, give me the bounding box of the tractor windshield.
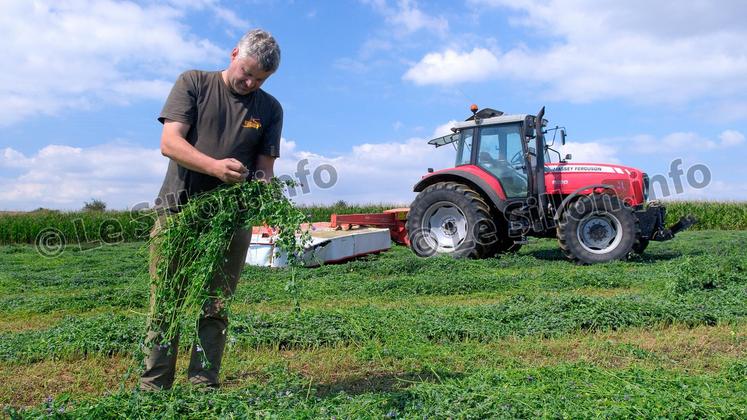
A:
[543,147,555,163]
[526,125,555,164]
[542,127,563,163]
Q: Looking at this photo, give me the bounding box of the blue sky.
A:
[1,0,746,210]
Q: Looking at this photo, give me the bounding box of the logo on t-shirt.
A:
[242,117,261,129]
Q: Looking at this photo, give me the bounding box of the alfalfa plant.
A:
[667,253,747,294]
[147,179,311,352]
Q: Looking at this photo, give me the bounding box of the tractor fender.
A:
[553,184,615,222]
[413,169,508,213]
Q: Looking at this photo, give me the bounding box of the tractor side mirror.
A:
[564,154,572,161]
[560,129,566,145]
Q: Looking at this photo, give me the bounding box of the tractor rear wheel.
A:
[407,182,498,258]
[557,194,638,264]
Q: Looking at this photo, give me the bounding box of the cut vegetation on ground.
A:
[1,226,746,417]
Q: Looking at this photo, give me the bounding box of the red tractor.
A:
[406,106,696,264]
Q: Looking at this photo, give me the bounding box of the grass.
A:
[4,285,747,363]
[1,229,746,417]
[5,364,747,418]
[4,323,746,410]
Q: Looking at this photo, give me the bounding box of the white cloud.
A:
[560,142,619,164]
[630,130,746,153]
[0,120,457,209]
[385,0,448,36]
[1,148,32,168]
[711,100,747,123]
[408,1,747,106]
[3,125,744,210]
[275,127,743,205]
[669,180,747,201]
[211,7,250,30]
[646,173,747,201]
[275,134,454,205]
[0,143,167,210]
[403,48,499,85]
[110,80,175,102]
[165,0,250,30]
[0,0,229,126]
[338,0,449,74]
[364,0,448,37]
[720,130,745,147]
[432,120,458,138]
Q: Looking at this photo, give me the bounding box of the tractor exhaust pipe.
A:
[535,106,547,221]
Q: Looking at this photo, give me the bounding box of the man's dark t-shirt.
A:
[155,70,282,211]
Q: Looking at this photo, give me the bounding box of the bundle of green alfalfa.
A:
[147,179,310,348]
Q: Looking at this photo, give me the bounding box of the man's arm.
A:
[255,154,276,182]
[160,119,248,184]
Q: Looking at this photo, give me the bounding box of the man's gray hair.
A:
[236,29,281,73]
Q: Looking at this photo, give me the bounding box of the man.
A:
[140,29,282,391]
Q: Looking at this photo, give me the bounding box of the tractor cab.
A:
[428,106,557,201]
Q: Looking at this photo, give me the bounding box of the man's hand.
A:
[211,158,249,184]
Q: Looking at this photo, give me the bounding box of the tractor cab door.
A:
[455,129,474,166]
[475,123,529,198]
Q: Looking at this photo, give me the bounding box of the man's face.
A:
[225,48,274,95]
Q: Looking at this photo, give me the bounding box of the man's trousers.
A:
[139,216,251,390]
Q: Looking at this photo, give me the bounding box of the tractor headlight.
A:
[642,173,650,201]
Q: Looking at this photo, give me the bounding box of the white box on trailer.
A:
[246,226,392,268]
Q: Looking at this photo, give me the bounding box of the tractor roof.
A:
[451,114,529,131]
[427,112,541,147]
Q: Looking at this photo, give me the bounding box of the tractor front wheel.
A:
[407,182,498,258]
[557,194,638,264]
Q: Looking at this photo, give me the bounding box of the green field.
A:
[2,201,746,246]
[1,229,746,417]
[0,203,407,246]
